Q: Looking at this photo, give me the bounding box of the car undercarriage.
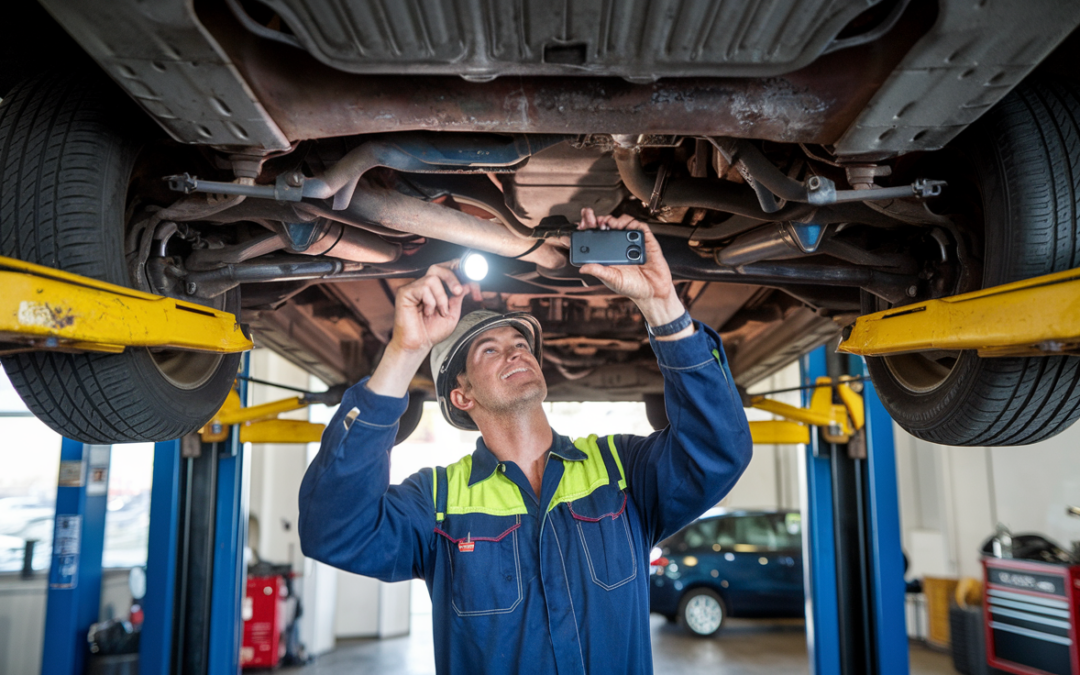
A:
[4,0,1080,445]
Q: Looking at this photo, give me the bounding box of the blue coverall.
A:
[299,321,753,674]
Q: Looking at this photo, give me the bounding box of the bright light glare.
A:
[461,252,489,281]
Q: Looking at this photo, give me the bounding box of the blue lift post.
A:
[141,439,182,674]
[141,356,250,675]
[800,346,909,675]
[207,368,251,673]
[41,439,111,675]
[862,373,910,675]
[801,347,842,675]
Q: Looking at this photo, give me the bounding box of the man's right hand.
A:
[367,264,472,398]
[390,264,469,355]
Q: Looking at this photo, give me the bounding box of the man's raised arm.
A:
[298,265,469,581]
[576,209,753,545]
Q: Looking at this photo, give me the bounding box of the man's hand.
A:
[389,264,470,355]
[368,264,473,397]
[575,208,690,337]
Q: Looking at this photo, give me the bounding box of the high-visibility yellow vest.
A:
[433,434,627,521]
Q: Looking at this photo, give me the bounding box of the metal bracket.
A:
[648,163,670,215]
[806,175,838,206]
[809,175,948,205]
[164,173,304,202]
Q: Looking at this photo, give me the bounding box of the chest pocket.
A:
[436,513,523,616]
[568,485,637,590]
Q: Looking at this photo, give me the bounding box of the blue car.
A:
[649,509,805,637]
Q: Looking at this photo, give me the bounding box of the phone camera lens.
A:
[627,246,642,261]
[627,231,641,242]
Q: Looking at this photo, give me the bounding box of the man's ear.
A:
[449,385,474,413]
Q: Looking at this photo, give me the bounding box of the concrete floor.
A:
[283,615,956,674]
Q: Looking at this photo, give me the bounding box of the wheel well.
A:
[0,1,87,99]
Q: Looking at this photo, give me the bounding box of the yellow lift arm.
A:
[0,255,252,355]
[200,388,328,444]
[747,376,865,446]
[838,266,1080,358]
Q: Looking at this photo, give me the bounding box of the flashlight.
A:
[458,250,489,282]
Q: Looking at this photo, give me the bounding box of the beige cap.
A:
[429,310,543,430]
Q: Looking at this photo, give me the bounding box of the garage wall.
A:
[0,569,133,675]
[248,349,311,574]
[894,419,1080,581]
[248,349,342,655]
[728,362,803,512]
[248,350,413,650]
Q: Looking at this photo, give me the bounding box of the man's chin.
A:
[493,378,547,410]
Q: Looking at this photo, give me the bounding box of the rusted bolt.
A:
[186,282,198,295]
[906,285,918,297]
[287,171,304,188]
[807,176,823,191]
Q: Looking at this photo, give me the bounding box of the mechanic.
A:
[298,208,753,674]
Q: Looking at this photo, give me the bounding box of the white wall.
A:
[334,572,380,637]
[0,569,133,675]
[894,419,1080,581]
[248,349,311,575]
[248,350,412,650]
[727,362,803,511]
[247,349,347,656]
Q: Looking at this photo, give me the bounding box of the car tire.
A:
[0,71,242,444]
[394,390,428,445]
[865,78,1080,446]
[643,393,668,430]
[678,588,726,637]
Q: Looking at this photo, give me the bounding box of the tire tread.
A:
[0,72,237,443]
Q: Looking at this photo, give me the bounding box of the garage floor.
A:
[282,616,956,674]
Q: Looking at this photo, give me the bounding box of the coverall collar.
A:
[468,430,587,487]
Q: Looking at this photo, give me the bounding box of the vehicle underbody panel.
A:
[14,0,1080,404]
[254,0,890,79]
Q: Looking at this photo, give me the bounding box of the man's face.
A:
[450,325,546,419]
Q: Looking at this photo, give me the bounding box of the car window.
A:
[675,518,719,552]
[729,513,803,551]
[715,517,736,548]
[735,515,779,549]
[777,513,802,550]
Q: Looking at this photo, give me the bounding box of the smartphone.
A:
[569,229,647,267]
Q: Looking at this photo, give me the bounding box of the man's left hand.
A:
[574,208,688,330]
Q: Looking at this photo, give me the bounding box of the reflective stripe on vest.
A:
[432,435,627,521]
[547,435,626,512]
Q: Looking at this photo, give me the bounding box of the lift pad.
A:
[0,255,252,355]
[838,267,1080,358]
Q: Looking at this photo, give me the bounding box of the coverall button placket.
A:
[537,454,587,675]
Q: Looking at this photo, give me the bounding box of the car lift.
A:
[7,253,1079,674]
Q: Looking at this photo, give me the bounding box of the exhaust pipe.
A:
[301,134,564,210]
[717,223,828,266]
[340,183,567,269]
[291,219,400,263]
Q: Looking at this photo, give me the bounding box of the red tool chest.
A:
[242,575,286,668]
[983,558,1080,675]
